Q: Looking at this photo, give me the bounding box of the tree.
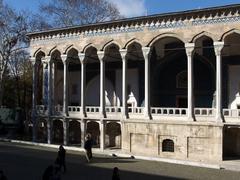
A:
[40,0,122,27]
[0,0,28,106]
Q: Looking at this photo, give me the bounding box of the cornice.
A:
[28,4,240,43]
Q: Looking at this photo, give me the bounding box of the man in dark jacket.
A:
[84,134,93,162]
[56,145,66,173]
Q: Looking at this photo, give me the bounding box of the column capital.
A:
[78,53,85,63]
[120,49,127,59]
[30,57,37,66]
[42,60,48,68]
[61,54,68,63]
[185,43,195,56]
[97,51,105,61]
[214,41,224,56]
[142,47,151,54]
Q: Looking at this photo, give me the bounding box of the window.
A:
[176,71,187,88]
[162,139,174,152]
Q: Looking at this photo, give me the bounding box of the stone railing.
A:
[36,105,47,115]
[68,106,81,113]
[151,107,187,116]
[55,105,63,113]
[35,105,240,123]
[105,106,122,113]
[194,108,215,116]
[86,106,99,113]
[223,109,240,118]
[128,107,144,114]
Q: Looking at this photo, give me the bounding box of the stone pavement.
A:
[1,141,240,180]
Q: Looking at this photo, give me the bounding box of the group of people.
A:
[42,133,120,180]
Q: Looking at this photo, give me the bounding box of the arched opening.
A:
[67,48,81,106]
[162,139,174,152]
[126,42,143,108]
[84,47,100,106]
[103,43,121,107]
[68,120,81,145]
[105,122,121,149]
[35,51,45,106]
[222,32,240,110]
[150,36,185,107]
[193,35,215,108]
[86,121,100,147]
[52,119,63,144]
[36,118,47,143]
[50,50,63,110]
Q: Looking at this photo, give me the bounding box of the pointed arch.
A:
[191,31,216,43]
[148,33,185,47]
[102,40,121,51]
[83,43,97,53]
[64,45,79,55]
[221,29,240,41]
[124,38,143,49]
[48,46,59,56]
[34,49,46,59]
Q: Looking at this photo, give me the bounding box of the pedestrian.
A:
[55,145,66,173]
[0,170,7,180]
[112,167,120,180]
[84,133,93,162]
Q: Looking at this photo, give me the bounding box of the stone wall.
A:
[122,120,223,163]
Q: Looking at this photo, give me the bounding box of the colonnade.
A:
[31,42,225,142]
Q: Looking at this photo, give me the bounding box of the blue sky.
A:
[6,0,240,17]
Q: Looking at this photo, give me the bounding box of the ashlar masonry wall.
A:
[122,120,223,163]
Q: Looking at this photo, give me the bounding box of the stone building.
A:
[28,4,240,164]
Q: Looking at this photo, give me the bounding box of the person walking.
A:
[55,145,66,173]
[84,134,93,162]
[112,167,120,180]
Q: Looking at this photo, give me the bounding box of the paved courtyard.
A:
[0,141,240,180]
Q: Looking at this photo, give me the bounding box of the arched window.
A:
[176,71,187,88]
[162,139,174,152]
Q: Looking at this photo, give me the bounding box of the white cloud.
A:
[107,0,146,17]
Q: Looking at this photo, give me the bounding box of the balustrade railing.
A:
[86,106,99,113]
[194,108,215,116]
[223,109,240,118]
[35,104,240,121]
[128,107,144,114]
[68,106,81,113]
[36,105,47,114]
[151,107,187,116]
[105,106,122,113]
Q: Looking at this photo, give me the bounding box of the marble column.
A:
[142,47,151,119]
[214,42,224,122]
[120,49,128,118]
[81,119,86,148]
[61,55,69,116]
[47,118,52,144]
[99,120,105,151]
[185,43,195,121]
[97,51,106,118]
[79,53,86,117]
[63,118,69,145]
[30,57,37,142]
[46,56,52,116]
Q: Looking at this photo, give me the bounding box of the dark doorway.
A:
[223,125,240,160]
